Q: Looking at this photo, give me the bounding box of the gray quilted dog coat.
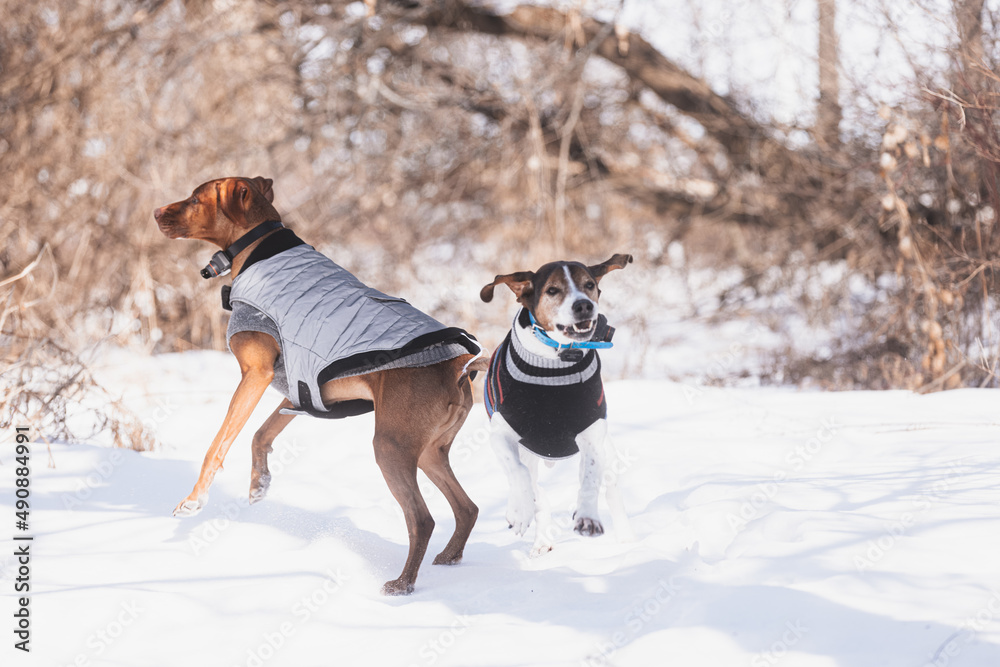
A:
[228,242,478,417]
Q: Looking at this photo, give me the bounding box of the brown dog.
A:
[154,176,487,595]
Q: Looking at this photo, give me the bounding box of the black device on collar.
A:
[518,309,616,362]
[556,317,615,362]
[200,220,284,279]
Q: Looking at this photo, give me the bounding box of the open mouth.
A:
[556,319,596,339]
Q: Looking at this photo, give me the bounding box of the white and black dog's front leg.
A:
[489,414,556,556]
[491,414,631,555]
[578,420,635,542]
[489,414,535,535]
[573,418,609,536]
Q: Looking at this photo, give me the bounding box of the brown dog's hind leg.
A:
[419,379,478,566]
[373,432,435,596]
[420,443,478,566]
[250,399,296,504]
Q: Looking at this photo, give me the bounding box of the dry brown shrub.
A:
[3,0,999,409]
[1,336,156,451]
[0,1,692,356]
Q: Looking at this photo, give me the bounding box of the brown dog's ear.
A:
[588,253,633,282]
[250,177,274,203]
[216,180,248,226]
[235,180,252,212]
[480,271,535,304]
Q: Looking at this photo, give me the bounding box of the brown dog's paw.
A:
[432,550,463,566]
[249,473,271,504]
[574,517,604,536]
[172,496,206,517]
[381,578,415,596]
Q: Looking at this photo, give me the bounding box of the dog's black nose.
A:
[572,299,594,318]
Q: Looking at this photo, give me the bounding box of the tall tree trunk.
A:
[816,0,842,151]
[953,0,985,95]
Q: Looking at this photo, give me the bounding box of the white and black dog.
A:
[480,254,633,555]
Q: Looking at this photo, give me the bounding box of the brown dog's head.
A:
[480,254,633,343]
[153,177,280,248]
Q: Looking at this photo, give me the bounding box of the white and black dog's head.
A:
[481,254,632,346]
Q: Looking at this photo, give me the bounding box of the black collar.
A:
[219,227,306,311]
[238,227,306,276]
[200,220,284,279]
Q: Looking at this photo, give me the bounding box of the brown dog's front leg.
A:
[174,333,278,517]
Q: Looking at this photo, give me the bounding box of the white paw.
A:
[529,543,553,558]
[505,484,534,536]
[172,497,205,517]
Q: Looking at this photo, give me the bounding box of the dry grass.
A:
[1,336,156,451]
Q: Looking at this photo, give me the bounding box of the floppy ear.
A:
[216,180,250,226]
[250,176,274,203]
[588,253,633,282]
[480,271,535,304]
[235,180,252,213]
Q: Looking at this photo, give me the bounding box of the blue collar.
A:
[527,311,613,352]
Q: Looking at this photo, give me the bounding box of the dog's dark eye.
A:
[189,197,198,205]
[584,281,596,291]
[546,287,561,296]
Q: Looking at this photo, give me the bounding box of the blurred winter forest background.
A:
[3,0,1000,447]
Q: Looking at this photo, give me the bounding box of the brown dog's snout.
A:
[153,203,187,239]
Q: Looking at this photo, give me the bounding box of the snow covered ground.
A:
[3,349,1000,667]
